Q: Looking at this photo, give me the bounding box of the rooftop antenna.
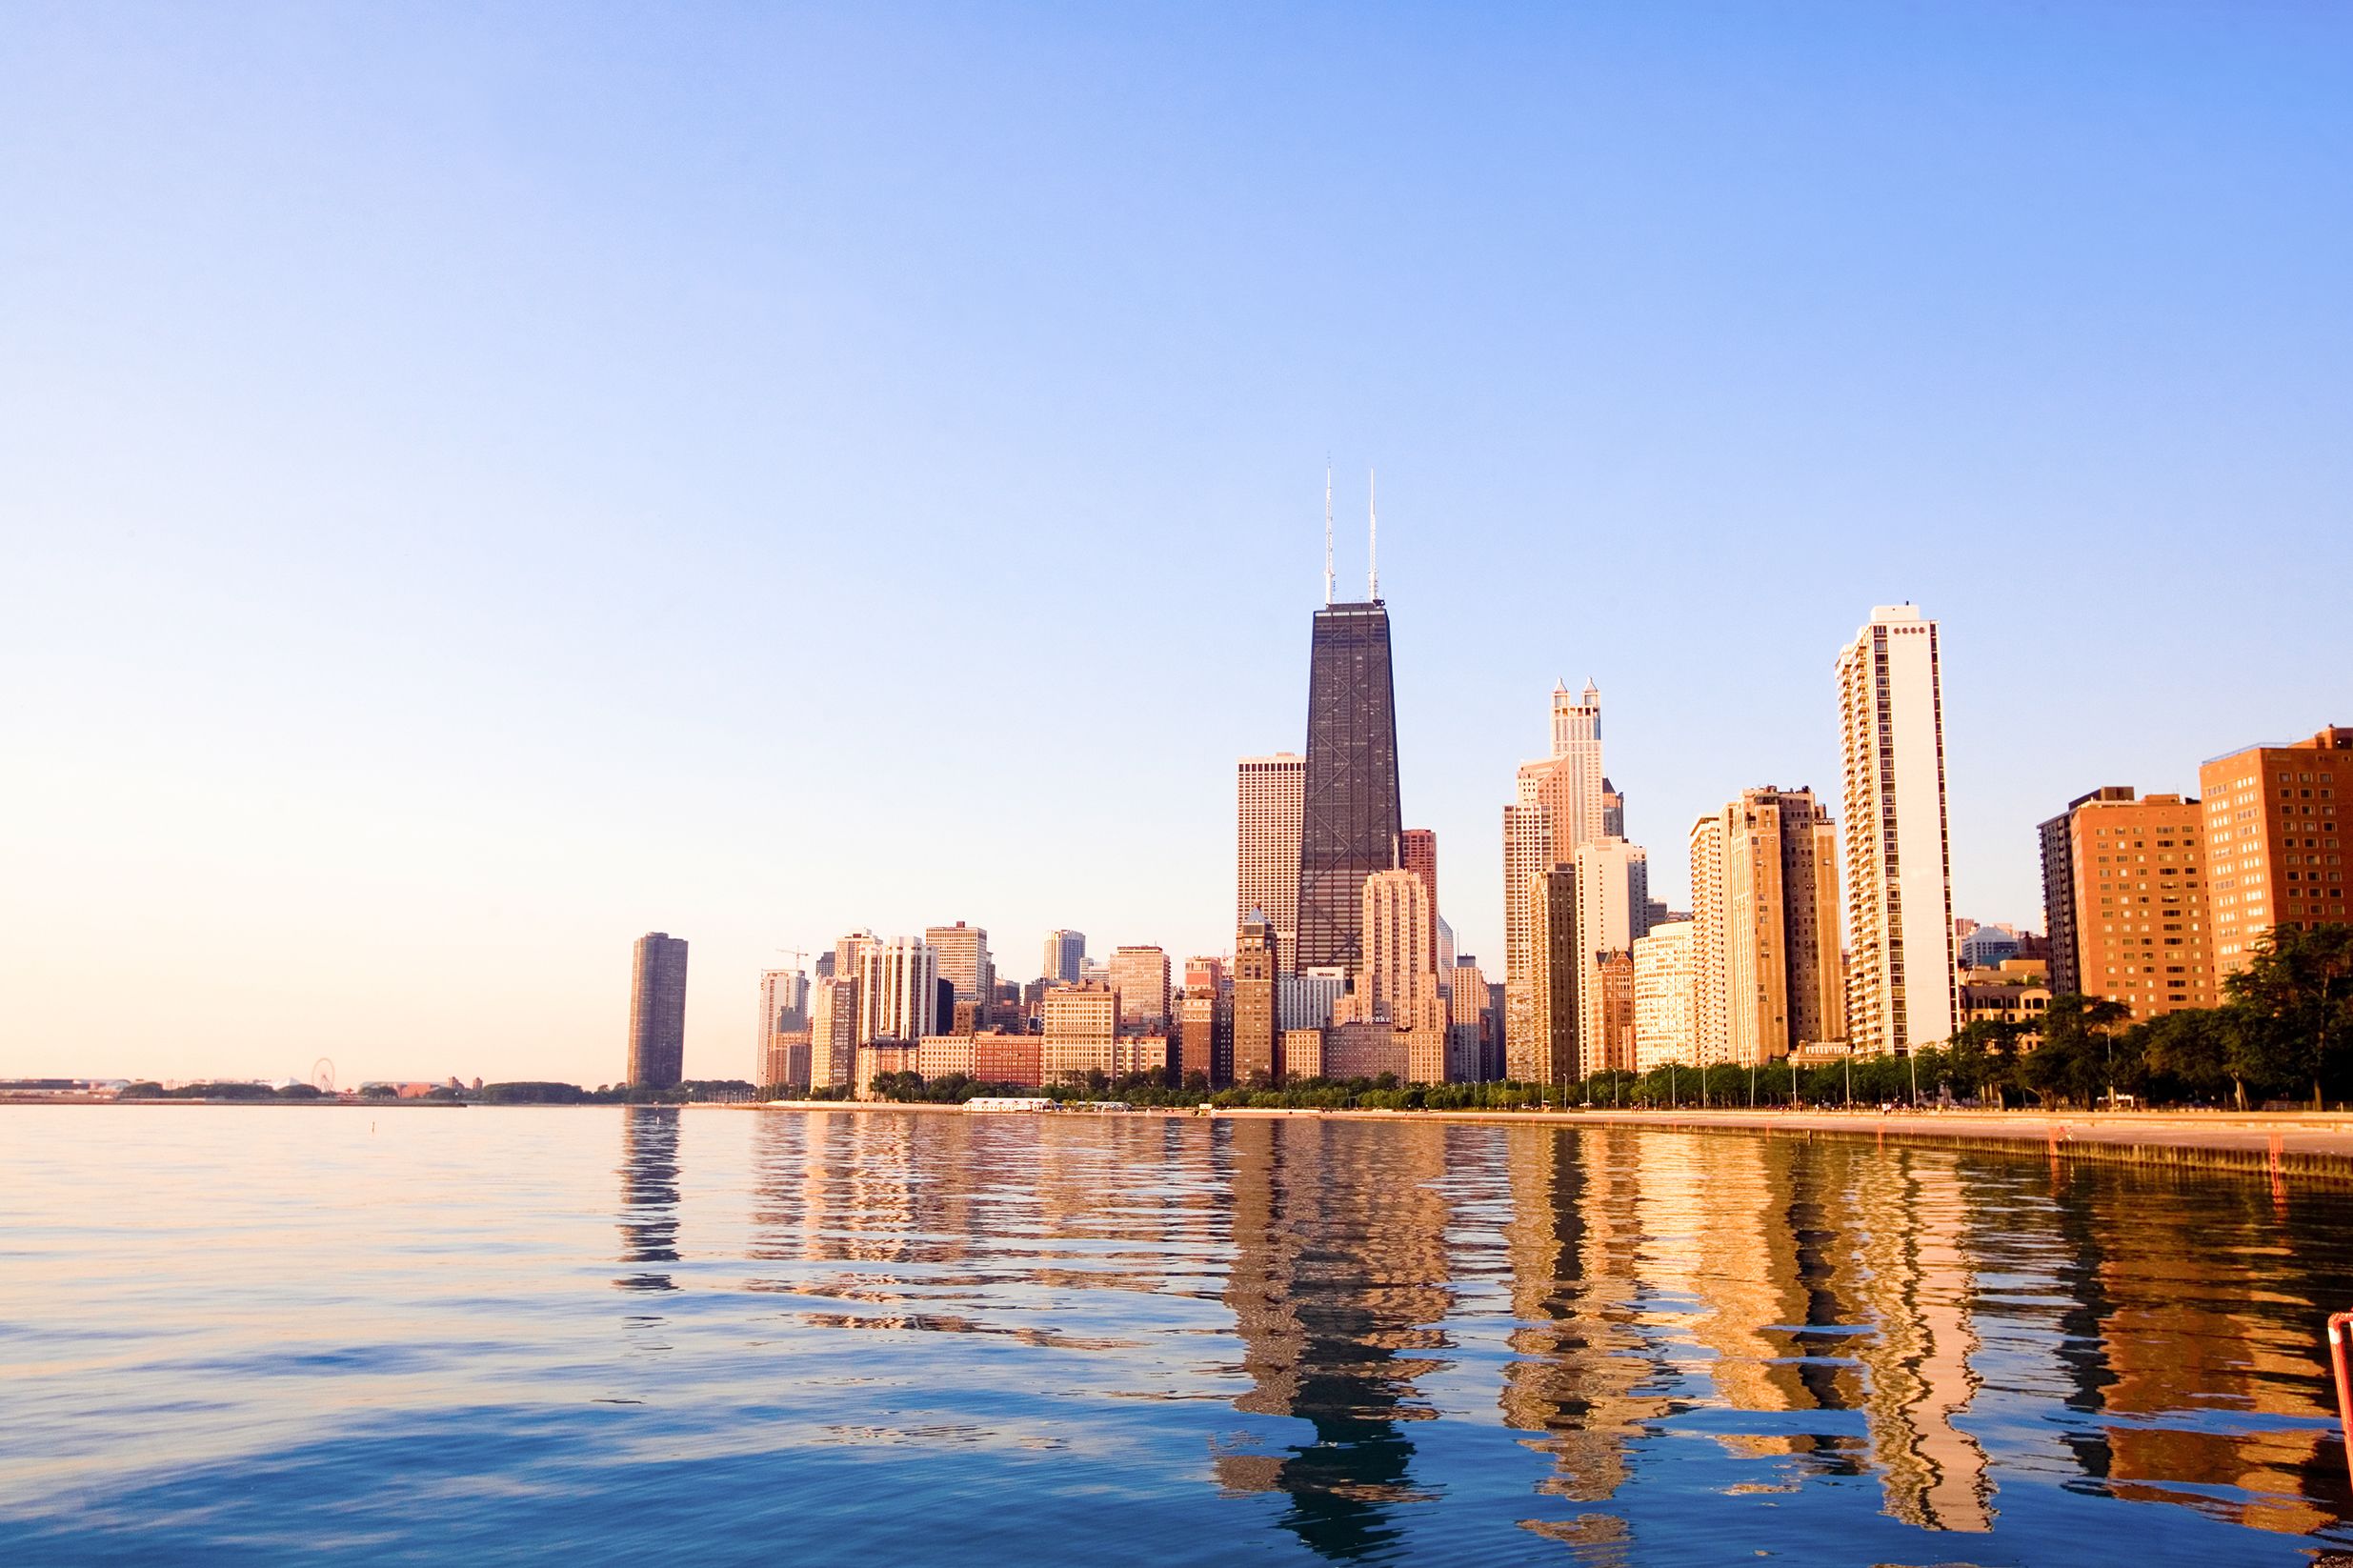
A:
[1323,459,1335,605]
[1367,468,1378,600]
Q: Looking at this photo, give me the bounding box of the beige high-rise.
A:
[1237,754,1304,973]
[1500,798,1552,1080]
[1354,868,1450,1083]
[1696,788,1844,1064]
[1687,815,1729,1065]
[1233,913,1279,1084]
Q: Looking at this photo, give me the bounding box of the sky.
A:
[4,2,2348,1086]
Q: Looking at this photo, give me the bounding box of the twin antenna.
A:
[1322,462,1379,606]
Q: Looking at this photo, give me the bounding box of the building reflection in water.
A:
[704,1107,2353,1554]
[1218,1116,1456,1560]
[615,1106,681,1293]
[1494,1126,1994,1537]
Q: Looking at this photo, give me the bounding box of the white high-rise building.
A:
[1574,836,1650,1076]
[1836,604,1958,1055]
[1237,754,1304,973]
[1632,921,1695,1070]
[858,937,937,1045]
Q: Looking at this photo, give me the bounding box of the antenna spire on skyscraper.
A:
[1368,468,1378,600]
[1323,459,1335,606]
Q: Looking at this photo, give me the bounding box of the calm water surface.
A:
[6,1106,2353,1565]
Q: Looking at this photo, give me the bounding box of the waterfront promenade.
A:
[754,1098,2353,1182]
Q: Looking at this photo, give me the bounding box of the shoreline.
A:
[22,1098,2353,1182]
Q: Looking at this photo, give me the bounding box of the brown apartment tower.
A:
[2040,788,2213,1017]
[2200,726,2351,977]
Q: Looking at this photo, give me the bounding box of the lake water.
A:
[5,1106,2352,1565]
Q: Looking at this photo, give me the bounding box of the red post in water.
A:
[2329,1312,2353,1491]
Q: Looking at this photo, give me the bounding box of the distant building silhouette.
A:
[627,933,689,1089]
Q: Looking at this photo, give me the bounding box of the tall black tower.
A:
[1297,600,1402,973]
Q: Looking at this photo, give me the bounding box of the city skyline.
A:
[7,6,2349,1084]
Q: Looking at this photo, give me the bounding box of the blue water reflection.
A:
[2,1105,2349,1564]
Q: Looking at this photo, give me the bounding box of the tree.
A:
[2224,924,2353,1109]
[2027,995,2131,1108]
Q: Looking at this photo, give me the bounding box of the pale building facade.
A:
[1237,753,1304,973]
[1109,945,1171,1031]
[1836,604,1959,1054]
[1632,920,1695,1070]
[1574,837,1650,1075]
[1687,814,1729,1065]
[1041,982,1118,1085]
[925,923,993,1004]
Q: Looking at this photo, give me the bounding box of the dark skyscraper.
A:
[1297,599,1403,973]
[628,932,689,1089]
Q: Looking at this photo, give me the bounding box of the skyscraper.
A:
[857,937,937,1044]
[925,922,993,1004]
[1298,598,1402,974]
[1237,754,1305,973]
[1234,912,1279,1084]
[2200,726,2350,975]
[1500,798,1552,1080]
[1041,929,1086,984]
[1837,604,1958,1055]
[1547,679,1607,855]
[1523,867,1580,1085]
[626,932,689,1089]
[1690,788,1844,1064]
[808,974,859,1091]
[1502,680,1608,1087]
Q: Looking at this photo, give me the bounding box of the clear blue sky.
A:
[5,3,2347,1085]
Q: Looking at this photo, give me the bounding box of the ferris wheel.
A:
[312,1058,336,1093]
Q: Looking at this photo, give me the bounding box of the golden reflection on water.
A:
[619,1110,2353,1558]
